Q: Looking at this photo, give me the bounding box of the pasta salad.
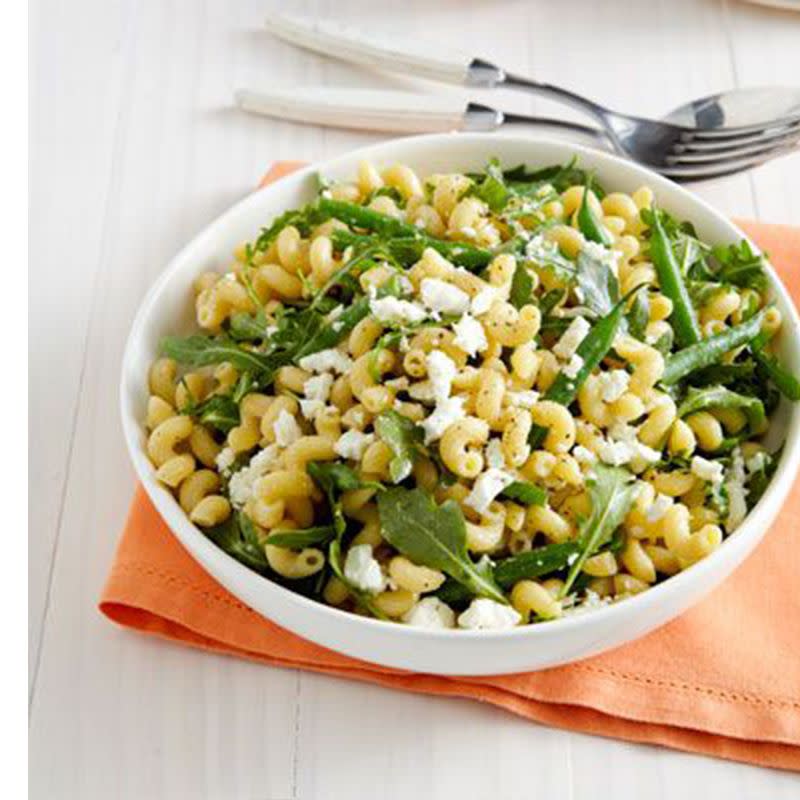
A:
[144,158,799,630]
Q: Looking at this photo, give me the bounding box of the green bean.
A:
[649,209,702,347]
[529,289,634,447]
[753,348,800,401]
[325,203,493,271]
[577,177,613,246]
[662,308,766,385]
[493,542,581,589]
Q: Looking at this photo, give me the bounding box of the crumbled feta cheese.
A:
[334,429,375,461]
[369,295,427,325]
[471,285,503,315]
[464,468,515,515]
[485,439,506,469]
[525,233,558,263]
[726,481,748,532]
[460,225,477,239]
[299,399,325,420]
[215,446,235,473]
[326,305,344,322]
[729,447,747,485]
[273,409,302,448]
[298,348,352,374]
[582,240,620,270]
[562,589,613,617]
[646,493,673,523]
[553,316,591,360]
[421,396,466,443]
[402,597,456,629]
[453,314,488,357]
[343,544,386,594]
[598,369,630,403]
[562,353,584,379]
[457,598,521,630]
[691,455,725,486]
[597,440,635,466]
[303,373,334,403]
[746,451,767,474]
[572,445,597,465]
[228,445,280,509]
[506,390,540,409]
[420,278,471,316]
[426,351,458,404]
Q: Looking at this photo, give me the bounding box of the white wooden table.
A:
[29,1,800,797]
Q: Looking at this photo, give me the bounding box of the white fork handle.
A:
[265,13,472,85]
[235,87,469,133]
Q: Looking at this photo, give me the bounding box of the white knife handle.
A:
[266,13,472,86]
[235,88,473,133]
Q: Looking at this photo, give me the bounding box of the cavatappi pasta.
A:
[144,157,797,630]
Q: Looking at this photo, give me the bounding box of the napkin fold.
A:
[101,162,800,771]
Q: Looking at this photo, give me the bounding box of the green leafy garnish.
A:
[307,462,382,538]
[560,465,638,597]
[677,386,766,434]
[205,512,269,573]
[575,247,620,317]
[500,481,547,506]
[265,525,336,549]
[375,410,425,484]
[509,260,534,309]
[179,393,240,434]
[711,240,768,291]
[377,488,507,603]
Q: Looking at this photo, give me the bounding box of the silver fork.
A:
[266,13,800,182]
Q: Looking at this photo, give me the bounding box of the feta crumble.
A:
[471,285,503,315]
[506,390,540,409]
[691,455,725,486]
[553,316,591,360]
[572,445,597,465]
[421,396,466,444]
[303,373,334,403]
[562,353,584,379]
[485,439,506,469]
[457,598,521,630]
[646,493,673,523]
[298,348,352,374]
[464,468,515,515]
[402,597,456,629]
[215,446,235,473]
[452,314,488,357]
[343,544,386,594]
[299,399,326,420]
[426,351,458,404]
[228,445,280,509]
[369,295,427,325]
[273,409,302,448]
[420,278,471,316]
[598,369,630,403]
[334,429,375,461]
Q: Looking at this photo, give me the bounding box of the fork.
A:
[265,13,800,182]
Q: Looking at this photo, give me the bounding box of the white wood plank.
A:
[28,0,134,691]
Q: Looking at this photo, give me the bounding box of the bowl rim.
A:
[120,131,800,645]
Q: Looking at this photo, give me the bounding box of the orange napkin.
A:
[100,162,800,771]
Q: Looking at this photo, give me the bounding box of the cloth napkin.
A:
[100,162,800,771]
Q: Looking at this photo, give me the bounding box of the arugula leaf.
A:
[160,335,284,379]
[375,410,424,483]
[377,488,507,603]
[560,465,638,596]
[228,311,271,342]
[711,240,768,291]
[508,260,534,310]
[328,540,388,620]
[503,158,604,196]
[575,247,620,316]
[265,525,336,549]
[471,158,509,212]
[677,385,766,434]
[253,203,328,253]
[179,393,240,434]
[307,462,382,538]
[205,512,269,573]
[501,481,547,506]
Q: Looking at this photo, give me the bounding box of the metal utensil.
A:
[265,13,800,181]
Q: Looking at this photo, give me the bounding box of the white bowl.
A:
[120,133,800,675]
